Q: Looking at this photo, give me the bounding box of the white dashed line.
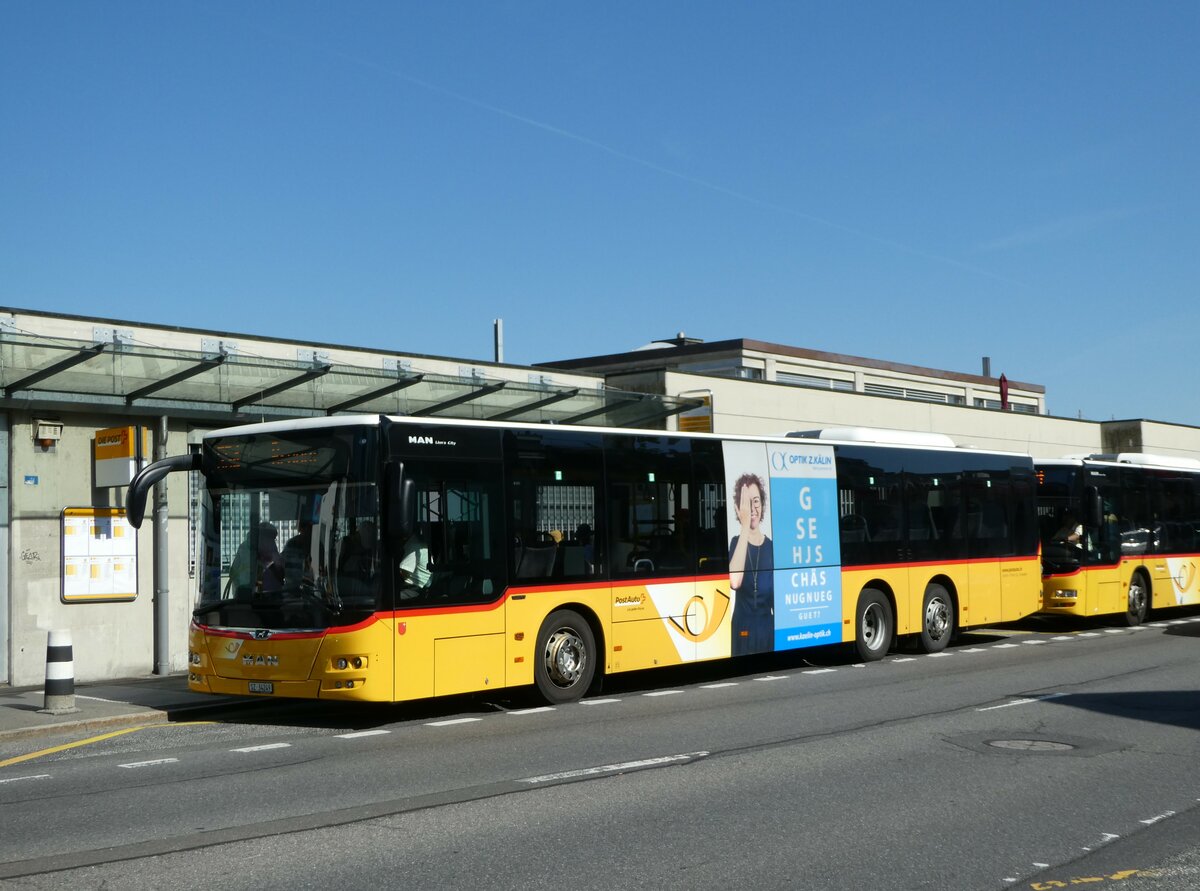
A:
[335,729,390,739]
[1140,811,1176,825]
[926,652,952,657]
[959,648,987,653]
[643,690,683,697]
[426,717,483,727]
[0,774,50,785]
[993,643,1019,649]
[119,758,179,769]
[232,743,291,753]
[518,751,709,784]
[754,675,788,681]
[1021,639,1047,645]
[802,668,837,675]
[1050,636,1074,641]
[1104,629,1126,634]
[977,693,1065,712]
[508,706,556,715]
[1077,632,1102,637]
[891,657,915,663]
[700,683,739,689]
[580,698,622,705]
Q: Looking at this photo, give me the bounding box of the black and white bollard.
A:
[41,630,79,715]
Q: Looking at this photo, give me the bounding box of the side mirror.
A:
[386,461,416,541]
[125,453,202,528]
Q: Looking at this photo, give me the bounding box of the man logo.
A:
[253,629,272,640]
[242,654,279,667]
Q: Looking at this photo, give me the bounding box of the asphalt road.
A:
[2,613,1199,890]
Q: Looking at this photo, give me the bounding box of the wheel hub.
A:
[545,629,584,687]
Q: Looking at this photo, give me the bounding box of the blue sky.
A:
[2,2,1198,425]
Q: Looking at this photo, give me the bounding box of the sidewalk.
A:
[0,675,251,743]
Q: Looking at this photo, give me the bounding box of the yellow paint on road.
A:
[0,722,214,769]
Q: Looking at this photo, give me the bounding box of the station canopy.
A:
[0,329,701,429]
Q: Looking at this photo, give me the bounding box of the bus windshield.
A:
[194,427,380,631]
[1038,464,1084,573]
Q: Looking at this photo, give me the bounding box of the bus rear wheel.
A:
[918,584,954,653]
[855,588,893,662]
[1123,573,1149,627]
[534,610,596,704]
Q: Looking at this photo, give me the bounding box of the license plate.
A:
[248,681,274,694]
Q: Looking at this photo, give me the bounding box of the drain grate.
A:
[987,739,1076,752]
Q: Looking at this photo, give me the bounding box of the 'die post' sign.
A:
[768,443,843,650]
[94,425,149,488]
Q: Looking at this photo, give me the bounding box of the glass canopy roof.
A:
[0,331,700,428]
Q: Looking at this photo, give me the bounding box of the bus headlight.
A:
[1053,589,1078,600]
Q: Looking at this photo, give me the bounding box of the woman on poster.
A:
[729,472,774,656]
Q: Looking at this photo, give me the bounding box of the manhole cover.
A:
[987,739,1076,752]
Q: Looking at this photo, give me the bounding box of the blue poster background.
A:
[768,448,843,650]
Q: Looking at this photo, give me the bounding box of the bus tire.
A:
[1123,573,1149,627]
[534,610,596,704]
[918,584,954,653]
[855,588,893,662]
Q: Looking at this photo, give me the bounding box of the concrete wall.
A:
[646,370,1106,457]
[9,412,192,686]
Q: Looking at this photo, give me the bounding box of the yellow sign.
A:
[94,425,149,488]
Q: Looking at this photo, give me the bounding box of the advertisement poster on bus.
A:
[767,442,843,650]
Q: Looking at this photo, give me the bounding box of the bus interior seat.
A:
[515,542,557,579]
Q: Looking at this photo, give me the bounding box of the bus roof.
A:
[1036,453,1200,471]
[201,414,1030,458]
[788,427,957,448]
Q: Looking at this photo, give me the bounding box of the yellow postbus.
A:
[1037,453,1200,625]
[127,417,1042,704]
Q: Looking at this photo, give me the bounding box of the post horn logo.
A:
[669,589,732,642]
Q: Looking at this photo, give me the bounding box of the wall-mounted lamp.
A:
[35,419,64,449]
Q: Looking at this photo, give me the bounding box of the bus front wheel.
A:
[1123,573,1149,627]
[534,610,596,704]
[855,588,894,662]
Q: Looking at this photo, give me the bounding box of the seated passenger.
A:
[1053,511,1082,545]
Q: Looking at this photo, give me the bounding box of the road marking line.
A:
[579,698,621,705]
[0,721,210,769]
[1140,811,1176,825]
[1147,622,1169,627]
[1051,636,1074,641]
[0,774,50,785]
[754,675,787,681]
[802,668,836,675]
[1033,862,1049,868]
[926,652,952,657]
[518,751,709,784]
[891,657,915,663]
[643,690,683,697]
[425,717,482,727]
[1104,629,1126,634]
[232,743,292,753]
[959,648,987,653]
[1021,640,1047,645]
[993,643,1019,649]
[1188,617,1200,622]
[700,683,738,689]
[335,729,390,739]
[508,706,556,715]
[119,758,179,769]
[977,693,1065,712]
[1166,619,1187,625]
[1077,632,1102,637]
